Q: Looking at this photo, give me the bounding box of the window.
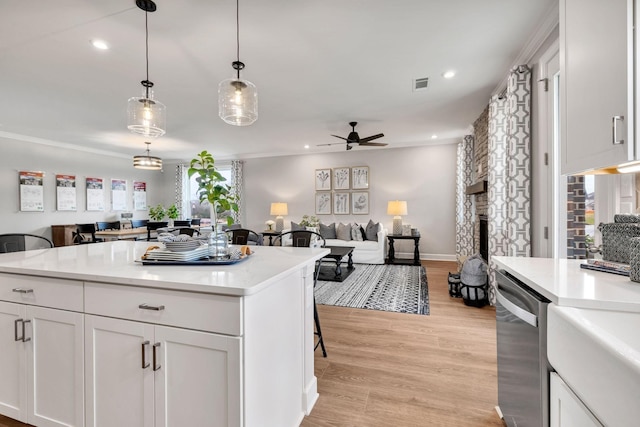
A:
[187,165,232,225]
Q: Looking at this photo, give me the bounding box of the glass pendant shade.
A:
[133,142,162,170]
[218,77,258,126]
[127,87,166,138]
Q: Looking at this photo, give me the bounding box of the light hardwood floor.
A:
[0,260,503,427]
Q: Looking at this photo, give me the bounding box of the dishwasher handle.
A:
[497,289,538,327]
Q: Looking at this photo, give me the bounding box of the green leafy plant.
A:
[166,204,179,220]
[188,150,238,226]
[148,204,166,221]
[300,215,319,228]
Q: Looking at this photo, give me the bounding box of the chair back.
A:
[190,218,201,226]
[178,228,197,237]
[274,230,325,248]
[96,221,121,231]
[146,221,169,241]
[131,219,148,229]
[0,234,53,253]
[173,220,191,227]
[225,228,263,245]
[74,223,99,244]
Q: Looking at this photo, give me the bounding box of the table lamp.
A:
[270,202,288,232]
[387,200,407,235]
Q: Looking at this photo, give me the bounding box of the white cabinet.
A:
[560,0,634,174]
[550,372,603,427]
[0,301,84,427]
[85,315,242,427]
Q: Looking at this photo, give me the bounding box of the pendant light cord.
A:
[236,0,240,79]
[145,10,150,98]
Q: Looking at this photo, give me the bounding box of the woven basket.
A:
[598,222,640,263]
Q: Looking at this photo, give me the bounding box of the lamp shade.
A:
[387,200,408,216]
[270,202,288,216]
[218,77,258,126]
[127,87,166,138]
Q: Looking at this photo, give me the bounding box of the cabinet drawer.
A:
[84,282,243,336]
[0,273,83,311]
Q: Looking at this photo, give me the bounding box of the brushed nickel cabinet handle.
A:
[613,115,625,145]
[138,303,165,311]
[22,319,31,342]
[152,342,161,371]
[14,319,23,342]
[141,340,150,369]
[12,288,34,294]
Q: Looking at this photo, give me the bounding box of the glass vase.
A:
[208,223,229,260]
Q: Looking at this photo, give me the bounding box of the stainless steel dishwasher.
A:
[496,270,551,427]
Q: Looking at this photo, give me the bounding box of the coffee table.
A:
[316,246,355,282]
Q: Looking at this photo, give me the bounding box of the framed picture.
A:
[351,166,369,189]
[333,192,350,215]
[351,192,369,215]
[315,169,331,190]
[332,167,350,190]
[315,192,332,215]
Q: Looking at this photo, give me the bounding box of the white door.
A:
[27,306,84,427]
[85,315,154,427]
[0,301,27,422]
[550,372,603,426]
[154,325,242,427]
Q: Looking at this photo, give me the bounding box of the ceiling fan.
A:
[318,122,387,150]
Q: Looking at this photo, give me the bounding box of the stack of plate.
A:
[164,240,202,252]
[144,246,209,262]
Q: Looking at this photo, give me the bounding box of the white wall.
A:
[0,137,166,240]
[242,144,458,260]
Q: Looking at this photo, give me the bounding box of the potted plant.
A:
[188,151,239,258]
[148,204,166,222]
[166,204,179,226]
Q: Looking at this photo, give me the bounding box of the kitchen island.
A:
[0,241,329,427]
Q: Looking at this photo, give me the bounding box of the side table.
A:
[386,234,421,266]
[261,231,281,246]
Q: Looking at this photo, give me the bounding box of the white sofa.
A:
[280,223,387,264]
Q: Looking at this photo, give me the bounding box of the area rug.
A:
[315,264,429,315]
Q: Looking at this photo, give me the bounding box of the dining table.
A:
[94,227,148,241]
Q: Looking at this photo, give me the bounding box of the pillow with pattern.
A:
[351,223,364,241]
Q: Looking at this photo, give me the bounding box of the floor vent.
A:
[413,77,429,91]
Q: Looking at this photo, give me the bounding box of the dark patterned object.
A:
[448,272,462,297]
[630,237,640,283]
[614,214,640,223]
[315,264,429,315]
[599,222,640,263]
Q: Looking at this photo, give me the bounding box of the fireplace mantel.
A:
[465,180,488,195]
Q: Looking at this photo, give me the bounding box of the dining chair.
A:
[173,220,191,227]
[96,221,121,231]
[0,234,53,253]
[131,219,148,229]
[190,218,201,226]
[73,224,101,244]
[225,228,263,245]
[146,221,168,241]
[178,228,197,237]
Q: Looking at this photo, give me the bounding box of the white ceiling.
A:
[0,0,557,162]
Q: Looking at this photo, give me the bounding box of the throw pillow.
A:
[351,223,364,241]
[319,222,337,239]
[291,221,305,231]
[336,223,352,241]
[359,225,367,240]
[365,219,379,241]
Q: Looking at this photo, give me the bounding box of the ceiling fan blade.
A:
[330,134,349,141]
[317,142,344,147]
[358,142,388,147]
[359,133,384,143]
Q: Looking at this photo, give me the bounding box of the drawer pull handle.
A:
[22,319,31,342]
[153,342,161,371]
[138,303,165,311]
[12,288,34,294]
[141,340,150,369]
[612,115,625,145]
[14,319,23,342]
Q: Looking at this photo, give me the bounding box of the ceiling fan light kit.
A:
[127,0,166,138]
[218,0,258,126]
[133,141,163,170]
[319,121,387,150]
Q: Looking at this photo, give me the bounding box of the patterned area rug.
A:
[315,264,429,315]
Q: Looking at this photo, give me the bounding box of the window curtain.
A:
[175,164,189,220]
[456,135,475,265]
[487,64,532,304]
[231,160,244,225]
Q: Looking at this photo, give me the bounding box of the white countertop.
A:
[0,241,329,296]
[493,256,640,312]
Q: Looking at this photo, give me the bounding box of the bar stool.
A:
[313,259,327,357]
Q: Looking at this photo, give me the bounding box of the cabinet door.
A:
[550,372,603,427]
[560,0,632,174]
[85,315,154,427]
[26,306,84,427]
[0,301,27,422]
[154,325,242,427]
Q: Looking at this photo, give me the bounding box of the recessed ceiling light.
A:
[431,134,438,139]
[442,70,456,79]
[304,144,310,149]
[91,39,109,50]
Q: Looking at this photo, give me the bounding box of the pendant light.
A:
[127,0,166,138]
[218,0,258,126]
[133,142,163,170]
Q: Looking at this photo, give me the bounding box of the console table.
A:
[386,234,421,266]
[261,231,281,246]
